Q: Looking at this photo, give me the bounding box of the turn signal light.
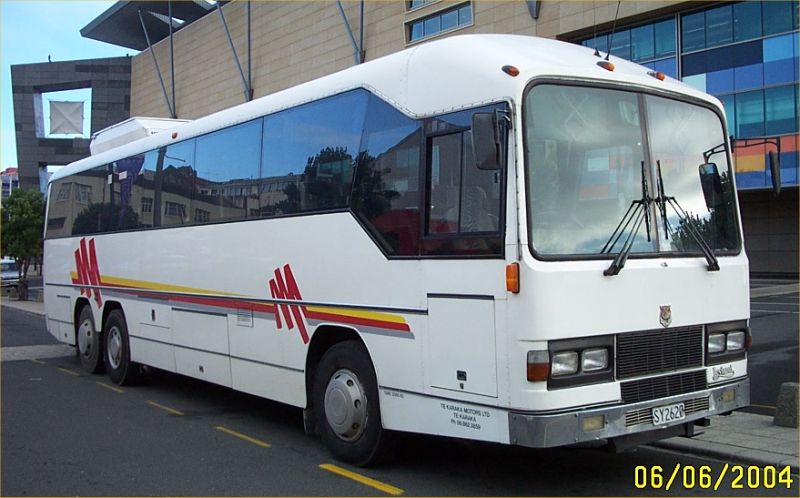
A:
[506,262,520,293]
[527,351,549,382]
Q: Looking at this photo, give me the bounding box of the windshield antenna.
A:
[605,0,622,61]
[593,0,600,57]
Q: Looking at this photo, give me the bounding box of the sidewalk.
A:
[2,284,798,471]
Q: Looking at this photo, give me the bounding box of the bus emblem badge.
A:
[659,305,672,328]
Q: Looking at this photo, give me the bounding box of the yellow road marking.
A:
[319,463,404,496]
[215,426,271,448]
[96,381,124,394]
[58,367,80,377]
[29,359,46,365]
[146,400,184,416]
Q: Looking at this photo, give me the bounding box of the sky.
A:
[1,0,136,172]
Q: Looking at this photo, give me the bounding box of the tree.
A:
[1,189,45,300]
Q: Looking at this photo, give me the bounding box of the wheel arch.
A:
[73,297,92,343]
[305,325,374,408]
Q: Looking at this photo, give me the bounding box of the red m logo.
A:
[74,238,103,308]
[268,264,309,344]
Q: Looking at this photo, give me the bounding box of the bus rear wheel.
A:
[76,305,104,374]
[104,309,141,385]
[313,341,390,467]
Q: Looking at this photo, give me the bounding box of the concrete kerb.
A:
[1,297,45,316]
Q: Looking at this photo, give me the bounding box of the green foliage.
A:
[1,189,45,293]
[72,203,140,236]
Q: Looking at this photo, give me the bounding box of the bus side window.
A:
[352,94,422,256]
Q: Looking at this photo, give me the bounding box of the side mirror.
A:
[768,150,781,197]
[471,112,501,170]
[698,162,724,210]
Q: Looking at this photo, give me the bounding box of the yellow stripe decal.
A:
[215,426,271,448]
[305,305,407,325]
[319,463,404,496]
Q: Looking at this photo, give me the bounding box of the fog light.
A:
[726,331,745,351]
[708,333,726,353]
[582,415,605,431]
[582,348,608,372]
[551,351,579,376]
[721,389,735,403]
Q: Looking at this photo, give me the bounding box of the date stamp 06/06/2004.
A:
[634,464,795,491]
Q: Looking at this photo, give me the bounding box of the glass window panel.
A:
[706,69,734,95]
[645,95,739,252]
[719,94,736,134]
[194,119,262,223]
[654,57,677,79]
[588,34,608,53]
[158,140,196,227]
[428,133,462,234]
[423,16,440,36]
[735,90,765,138]
[441,9,458,31]
[765,85,797,135]
[681,52,707,77]
[764,58,796,85]
[731,40,763,67]
[682,73,707,92]
[705,5,733,48]
[459,4,472,25]
[733,1,761,42]
[353,94,422,256]
[631,24,654,62]
[261,91,368,216]
[410,21,423,41]
[763,0,793,36]
[654,19,676,57]
[682,11,706,52]
[609,29,631,60]
[734,63,764,91]
[763,34,794,63]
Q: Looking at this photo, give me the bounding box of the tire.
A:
[313,340,391,466]
[76,305,104,374]
[104,309,142,385]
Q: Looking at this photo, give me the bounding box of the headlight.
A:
[708,333,726,353]
[551,351,579,376]
[726,331,746,351]
[581,348,608,372]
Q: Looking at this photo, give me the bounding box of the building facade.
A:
[11,57,133,191]
[1,167,20,202]
[83,0,798,275]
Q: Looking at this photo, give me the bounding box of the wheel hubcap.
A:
[77,319,94,358]
[107,326,122,369]
[324,369,367,441]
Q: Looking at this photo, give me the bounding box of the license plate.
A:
[652,402,685,426]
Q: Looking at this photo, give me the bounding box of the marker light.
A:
[597,60,615,72]
[648,70,666,81]
[502,65,520,77]
[506,263,520,293]
[527,351,549,382]
[171,132,178,139]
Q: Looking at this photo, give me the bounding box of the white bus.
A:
[44,34,751,465]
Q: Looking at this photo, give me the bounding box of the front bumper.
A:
[508,377,749,448]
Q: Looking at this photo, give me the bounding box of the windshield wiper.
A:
[655,160,720,272]
[602,161,652,276]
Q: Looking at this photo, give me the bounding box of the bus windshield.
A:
[524,84,739,258]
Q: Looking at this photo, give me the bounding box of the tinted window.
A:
[352,95,422,256]
[158,140,196,227]
[733,1,762,42]
[194,119,262,223]
[763,0,794,36]
[261,91,367,216]
[654,19,676,57]
[705,4,732,48]
[682,11,706,52]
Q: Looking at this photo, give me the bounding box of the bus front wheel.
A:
[104,309,141,385]
[76,305,104,374]
[313,341,390,466]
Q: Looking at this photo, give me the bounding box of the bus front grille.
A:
[620,370,707,404]
[616,326,704,379]
[624,396,710,427]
